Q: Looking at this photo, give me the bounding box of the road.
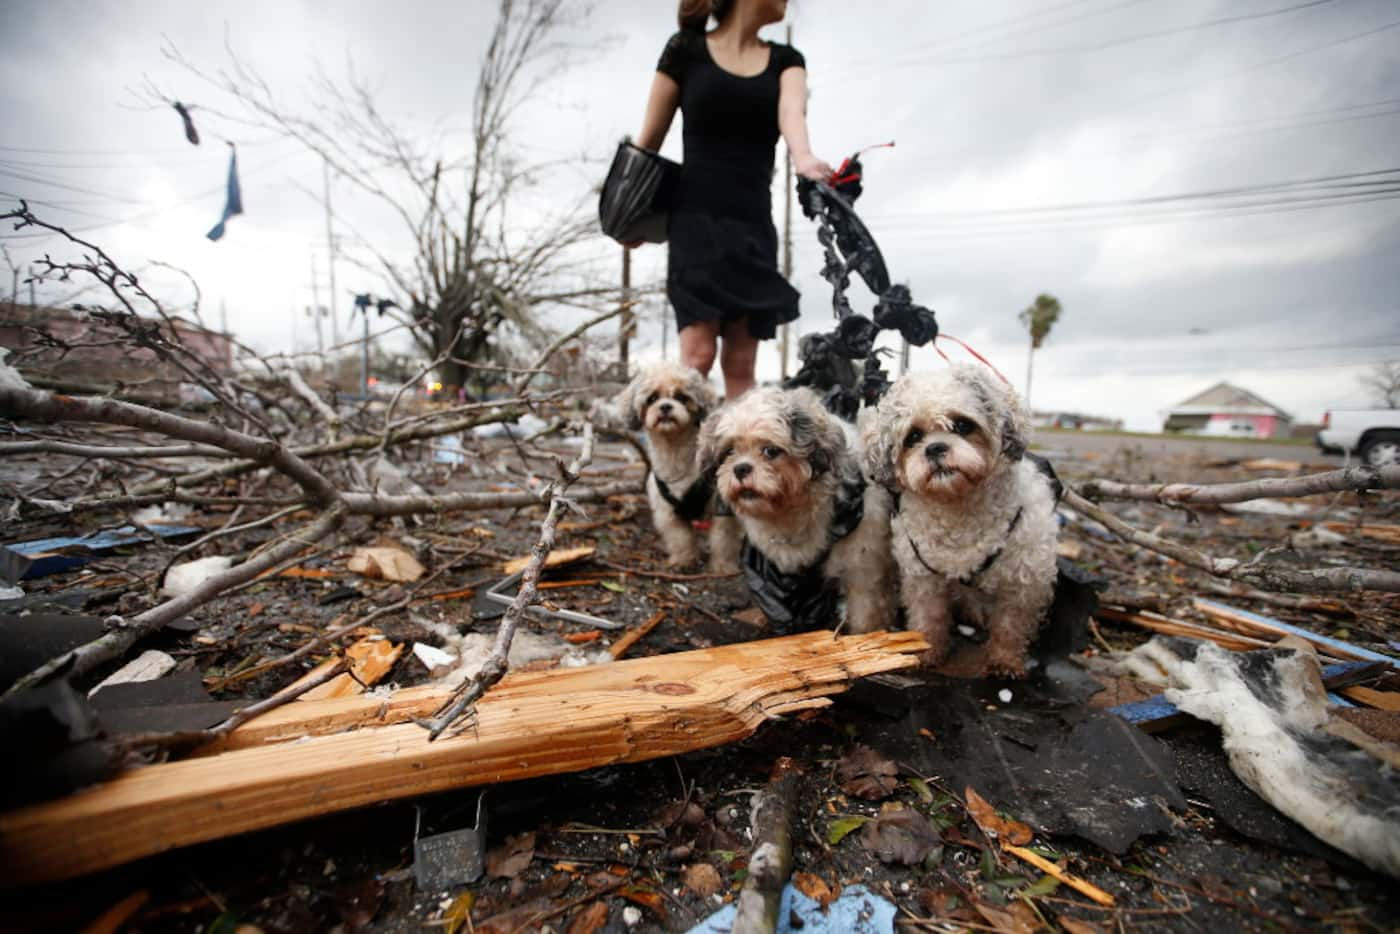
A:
[1029,429,1344,467]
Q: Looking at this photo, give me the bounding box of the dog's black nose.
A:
[924,442,949,461]
[732,461,753,481]
[659,401,673,413]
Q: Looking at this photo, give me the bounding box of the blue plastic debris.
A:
[4,524,202,579]
[685,883,896,934]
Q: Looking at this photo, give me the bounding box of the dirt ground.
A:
[5,430,1399,932]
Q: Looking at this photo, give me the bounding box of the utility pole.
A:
[28,265,36,307]
[779,22,794,382]
[309,254,325,370]
[323,158,340,349]
[619,246,633,376]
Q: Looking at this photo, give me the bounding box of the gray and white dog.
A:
[699,386,897,634]
[863,365,1059,675]
[618,362,740,571]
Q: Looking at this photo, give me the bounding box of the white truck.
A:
[1315,409,1400,466]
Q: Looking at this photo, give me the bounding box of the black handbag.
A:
[598,140,680,244]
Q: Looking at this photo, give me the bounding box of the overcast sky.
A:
[2,0,1398,430]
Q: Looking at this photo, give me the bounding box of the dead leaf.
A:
[440,892,475,934]
[566,901,610,934]
[972,899,1036,934]
[858,804,943,866]
[289,636,403,701]
[964,786,1033,846]
[619,885,668,924]
[348,546,425,583]
[1059,918,1106,934]
[486,831,535,879]
[564,630,603,644]
[502,545,595,576]
[836,745,899,800]
[682,863,723,898]
[730,607,767,626]
[792,871,837,908]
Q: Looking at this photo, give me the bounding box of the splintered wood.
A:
[0,630,926,886]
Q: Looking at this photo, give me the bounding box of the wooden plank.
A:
[0,630,926,886]
[1192,599,1399,669]
[1341,685,1400,711]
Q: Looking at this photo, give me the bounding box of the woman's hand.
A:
[793,151,834,182]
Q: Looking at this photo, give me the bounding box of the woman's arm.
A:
[778,67,833,181]
[637,72,681,151]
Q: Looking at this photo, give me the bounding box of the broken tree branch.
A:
[732,772,798,934]
[1079,465,1400,505]
[1063,488,1400,594]
[419,422,597,740]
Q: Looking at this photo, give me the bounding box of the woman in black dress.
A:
[633,0,832,400]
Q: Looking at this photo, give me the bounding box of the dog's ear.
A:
[695,409,725,480]
[617,371,646,431]
[784,391,847,478]
[686,369,718,420]
[860,403,899,489]
[970,366,1028,462]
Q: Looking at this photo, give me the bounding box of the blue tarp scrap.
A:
[4,524,203,579]
[685,883,896,934]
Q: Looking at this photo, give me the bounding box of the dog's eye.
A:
[674,392,690,405]
[645,393,659,408]
[951,417,977,437]
[902,428,924,449]
[718,446,734,464]
[761,445,785,460]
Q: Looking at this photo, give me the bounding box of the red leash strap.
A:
[935,334,1013,387]
[830,140,896,187]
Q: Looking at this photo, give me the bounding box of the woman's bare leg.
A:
[679,320,720,376]
[719,317,759,400]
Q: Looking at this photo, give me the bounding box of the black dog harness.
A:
[653,473,715,523]
[899,452,1062,589]
[741,475,867,635]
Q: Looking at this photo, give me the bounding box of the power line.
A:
[874,0,1337,67]
[868,168,1400,222]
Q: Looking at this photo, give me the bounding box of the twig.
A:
[732,773,798,934]
[116,657,352,752]
[417,423,597,740]
[609,610,666,659]
[1063,488,1400,594]
[1002,844,1115,907]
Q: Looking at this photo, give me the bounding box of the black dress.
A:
[657,29,805,340]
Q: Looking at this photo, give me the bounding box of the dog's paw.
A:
[708,557,740,575]
[666,551,701,569]
[982,649,1029,680]
[917,647,950,669]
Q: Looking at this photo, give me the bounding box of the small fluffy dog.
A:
[863,365,1059,676]
[699,386,896,634]
[618,363,740,571]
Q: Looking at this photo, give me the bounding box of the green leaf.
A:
[908,777,934,804]
[980,847,997,880]
[827,815,870,845]
[1026,846,1061,860]
[1023,874,1062,897]
[599,579,628,593]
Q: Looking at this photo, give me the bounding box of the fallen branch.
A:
[1062,488,1400,594]
[1079,465,1400,505]
[418,423,597,740]
[732,772,798,934]
[609,610,666,660]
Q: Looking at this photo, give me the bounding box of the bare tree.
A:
[1359,360,1400,408]
[154,0,616,398]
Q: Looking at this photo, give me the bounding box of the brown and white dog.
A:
[618,362,740,571]
[862,364,1059,676]
[698,386,896,634]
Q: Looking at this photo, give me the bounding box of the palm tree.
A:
[1018,293,1062,412]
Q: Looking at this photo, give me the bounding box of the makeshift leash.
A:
[785,142,941,419]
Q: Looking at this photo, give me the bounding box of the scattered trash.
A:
[414,794,487,891]
[432,434,467,465]
[1128,637,1400,877]
[997,688,1013,703]
[87,650,176,698]
[347,546,425,583]
[412,643,457,676]
[0,584,22,601]
[162,555,234,597]
[7,523,202,580]
[687,883,897,934]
